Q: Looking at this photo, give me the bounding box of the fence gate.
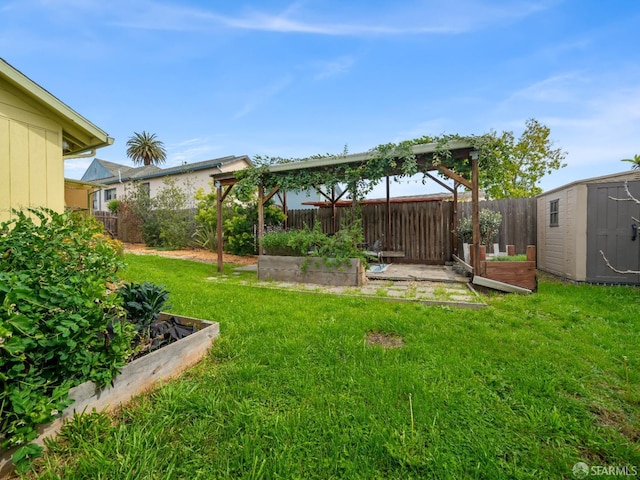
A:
[587,181,640,283]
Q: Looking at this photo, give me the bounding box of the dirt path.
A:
[123,243,258,266]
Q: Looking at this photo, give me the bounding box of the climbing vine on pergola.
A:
[212,137,486,275]
[234,134,500,200]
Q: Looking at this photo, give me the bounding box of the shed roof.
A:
[0,58,113,156]
[537,170,640,197]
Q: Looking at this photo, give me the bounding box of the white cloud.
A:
[63,0,554,37]
[312,56,355,80]
[233,75,293,119]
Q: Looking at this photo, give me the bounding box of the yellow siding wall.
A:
[0,84,63,223]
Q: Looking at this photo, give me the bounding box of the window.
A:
[104,188,116,202]
[141,182,150,196]
[549,199,559,227]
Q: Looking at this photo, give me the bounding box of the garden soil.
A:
[123,243,258,266]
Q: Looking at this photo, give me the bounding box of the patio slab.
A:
[366,264,469,283]
[227,264,484,308]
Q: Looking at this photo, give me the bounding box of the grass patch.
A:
[26,254,640,479]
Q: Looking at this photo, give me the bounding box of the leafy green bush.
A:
[0,209,135,471]
[106,199,120,213]
[124,179,197,250]
[457,209,503,246]
[118,282,171,336]
[260,216,367,268]
[223,197,285,256]
[260,224,323,256]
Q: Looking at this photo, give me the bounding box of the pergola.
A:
[211,140,482,275]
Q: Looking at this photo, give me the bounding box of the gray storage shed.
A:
[537,170,640,284]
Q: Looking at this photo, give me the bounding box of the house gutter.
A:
[63,137,115,160]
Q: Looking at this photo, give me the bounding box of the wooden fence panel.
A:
[286,197,535,264]
[458,198,537,254]
[287,202,454,264]
[94,211,118,238]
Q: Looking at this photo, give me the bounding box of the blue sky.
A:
[2,0,639,197]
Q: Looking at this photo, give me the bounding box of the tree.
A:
[476,118,567,199]
[622,154,640,170]
[126,131,167,166]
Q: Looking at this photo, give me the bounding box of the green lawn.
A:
[27,254,639,479]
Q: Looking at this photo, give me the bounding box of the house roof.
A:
[537,170,640,197]
[0,58,113,156]
[91,155,252,184]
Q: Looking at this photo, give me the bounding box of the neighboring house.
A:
[0,58,113,223]
[537,170,640,284]
[81,155,252,211]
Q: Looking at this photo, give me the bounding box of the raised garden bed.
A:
[258,255,366,286]
[0,313,219,478]
[477,245,537,291]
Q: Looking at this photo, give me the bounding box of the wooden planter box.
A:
[0,314,219,478]
[478,260,537,291]
[477,245,537,291]
[258,255,366,286]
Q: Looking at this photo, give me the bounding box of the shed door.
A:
[586,181,640,284]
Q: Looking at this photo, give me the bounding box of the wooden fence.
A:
[94,211,118,237]
[287,197,537,264]
[94,210,144,243]
[458,198,537,255]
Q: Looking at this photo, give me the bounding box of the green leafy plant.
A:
[0,208,135,472]
[260,214,367,270]
[118,282,171,336]
[107,199,120,213]
[457,209,503,246]
[488,254,527,262]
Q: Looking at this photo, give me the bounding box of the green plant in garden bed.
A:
[488,254,528,261]
[259,216,367,270]
[118,282,171,336]
[25,254,638,479]
[0,209,135,472]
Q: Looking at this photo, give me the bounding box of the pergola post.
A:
[258,185,265,254]
[215,181,233,273]
[471,151,481,274]
[452,182,459,257]
[386,176,391,251]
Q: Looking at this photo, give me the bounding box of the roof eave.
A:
[0,58,113,155]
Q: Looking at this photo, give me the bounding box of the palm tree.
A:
[622,154,640,170]
[126,131,167,166]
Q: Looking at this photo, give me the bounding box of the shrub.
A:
[259,216,367,268]
[0,209,135,472]
[123,179,197,250]
[457,209,503,246]
[224,201,285,256]
[106,199,120,213]
[118,282,171,336]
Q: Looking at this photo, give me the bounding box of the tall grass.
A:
[24,255,640,479]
